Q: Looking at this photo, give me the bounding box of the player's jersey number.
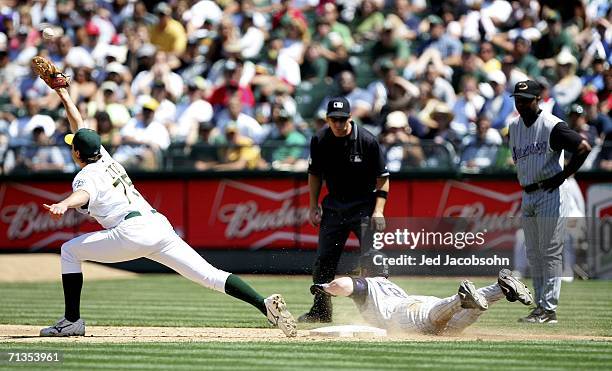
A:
[376,281,408,298]
[105,163,142,204]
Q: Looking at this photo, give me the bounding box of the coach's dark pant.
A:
[309,197,374,315]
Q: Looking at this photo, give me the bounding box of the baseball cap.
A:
[142,98,160,111]
[100,81,118,92]
[85,21,100,36]
[136,43,157,58]
[64,128,101,159]
[326,97,351,118]
[154,2,172,16]
[487,70,507,85]
[106,62,127,75]
[511,80,541,99]
[568,104,584,115]
[386,111,408,129]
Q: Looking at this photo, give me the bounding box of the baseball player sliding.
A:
[310,252,534,335]
[30,56,297,337]
[509,80,591,324]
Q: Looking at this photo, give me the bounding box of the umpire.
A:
[299,97,389,323]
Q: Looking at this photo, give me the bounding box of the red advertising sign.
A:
[0,181,184,249]
[0,177,607,251]
[411,180,523,248]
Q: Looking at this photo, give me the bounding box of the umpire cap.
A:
[326,97,351,118]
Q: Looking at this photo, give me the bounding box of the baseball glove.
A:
[31,56,70,89]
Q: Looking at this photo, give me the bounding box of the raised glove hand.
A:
[31,56,70,89]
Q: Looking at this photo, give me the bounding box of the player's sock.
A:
[479,283,504,304]
[62,273,83,322]
[224,274,267,315]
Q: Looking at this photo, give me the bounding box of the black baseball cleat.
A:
[297,310,332,323]
[519,308,558,324]
[458,280,488,311]
[518,307,543,323]
[498,269,534,305]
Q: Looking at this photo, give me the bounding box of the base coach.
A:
[299,97,390,323]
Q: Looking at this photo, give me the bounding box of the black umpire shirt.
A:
[308,122,389,207]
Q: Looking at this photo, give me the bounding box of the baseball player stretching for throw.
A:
[509,80,591,324]
[310,254,533,335]
[34,57,297,337]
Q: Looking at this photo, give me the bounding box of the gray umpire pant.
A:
[521,185,569,311]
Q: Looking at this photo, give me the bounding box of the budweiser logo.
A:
[443,200,522,232]
[218,199,309,239]
[437,181,523,244]
[0,202,89,240]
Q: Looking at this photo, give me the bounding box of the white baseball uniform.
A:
[509,111,569,311]
[61,146,230,292]
[354,277,504,334]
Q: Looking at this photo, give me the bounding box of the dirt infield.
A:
[0,254,137,282]
[1,325,609,343]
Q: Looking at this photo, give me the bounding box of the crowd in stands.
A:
[0,0,610,174]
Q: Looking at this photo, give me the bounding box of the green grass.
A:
[1,341,611,370]
[1,275,611,370]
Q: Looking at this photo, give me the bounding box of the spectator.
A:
[453,75,485,130]
[552,50,583,110]
[28,126,67,172]
[478,41,501,74]
[216,94,265,144]
[191,121,221,171]
[310,18,350,78]
[533,10,576,69]
[175,78,213,145]
[352,0,385,43]
[239,12,265,60]
[97,81,131,128]
[321,3,353,50]
[93,111,120,149]
[8,93,55,145]
[208,59,256,111]
[262,108,307,170]
[149,2,187,55]
[481,70,514,129]
[380,110,424,171]
[214,123,261,171]
[582,90,612,139]
[510,36,541,79]
[131,50,184,101]
[460,116,502,171]
[418,15,462,64]
[368,59,419,117]
[371,21,411,70]
[567,104,598,146]
[114,98,170,170]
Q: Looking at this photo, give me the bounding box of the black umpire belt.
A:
[124,210,157,220]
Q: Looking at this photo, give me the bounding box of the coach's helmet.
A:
[359,250,389,278]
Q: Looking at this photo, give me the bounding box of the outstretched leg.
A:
[427,280,488,329]
[147,233,297,337]
[445,270,534,334]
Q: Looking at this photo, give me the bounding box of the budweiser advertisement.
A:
[0,178,608,251]
[0,181,184,250]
